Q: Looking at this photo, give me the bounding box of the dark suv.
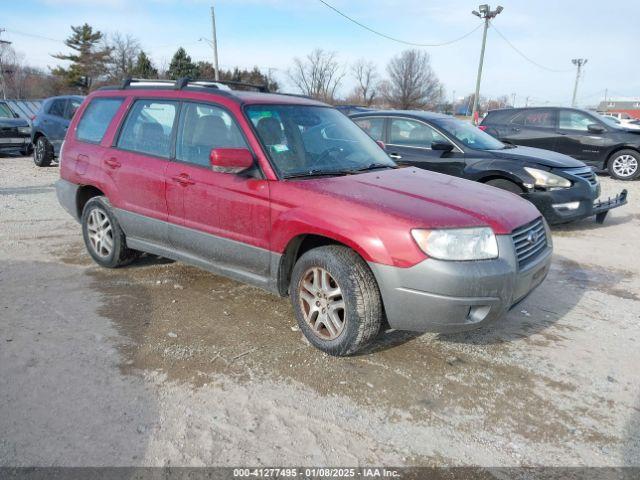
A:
[0,101,31,156]
[351,111,627,225]
[55,78,552,356]
[31,95,84,166]
[480,107,640,180]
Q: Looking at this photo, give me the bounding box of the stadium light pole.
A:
[471,4,503,124]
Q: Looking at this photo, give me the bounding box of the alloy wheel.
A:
[35,139,44,162]
[298,266,346,340]
[612,154,638,178]
[86,208,114,258]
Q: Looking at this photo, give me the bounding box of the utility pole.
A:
[471,4,503,124]
[210,6,220,81]
[0,28,12,100]
[571,58,587,107]
[511,92,516,108]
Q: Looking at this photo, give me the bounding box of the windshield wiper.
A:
[348,163,395,172]
[283,169,352,179]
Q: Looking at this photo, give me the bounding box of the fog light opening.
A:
[467,305,491,324]
[553,201,580,211]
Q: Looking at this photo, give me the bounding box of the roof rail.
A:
[118,77,268,93]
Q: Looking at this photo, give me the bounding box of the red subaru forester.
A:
[56,79,552,356]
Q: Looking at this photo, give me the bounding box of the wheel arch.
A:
[276,233,358,296]
[76,184,106,219]
[604,146,640,168]
[477,173,526,191]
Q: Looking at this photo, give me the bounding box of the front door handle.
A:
[105,157,121,169]
[389,153,402,160]
[511,127,521,132]
[172,173,195,186]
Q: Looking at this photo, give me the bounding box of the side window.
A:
[176,103,248,167]
[353,117,384,141]
[389,118,447,148]
[559,110,597,131]
[117,100,178,158]
[510,110,555,128]
[76,98,124,144]
[65,99,83,120]
[48,100,66,118]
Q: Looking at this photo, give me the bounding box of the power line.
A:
[317,0,482,47]
[489,22,573,73]
[3,28,66,45]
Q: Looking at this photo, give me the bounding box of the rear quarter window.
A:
[76,98,124,144]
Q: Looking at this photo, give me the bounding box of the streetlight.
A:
[571,58,587,107]
[471,4,503,124]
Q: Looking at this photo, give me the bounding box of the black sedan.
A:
[480,107,640,180]
[350,110,627,225]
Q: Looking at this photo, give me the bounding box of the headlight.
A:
[17,126,31,135]
[411,227,498,261]
[524,167,571,189]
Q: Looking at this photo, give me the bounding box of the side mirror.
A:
[587,124,604,134]
[431,141,454,152]
[376,140,386,150]
[209,148,254,174]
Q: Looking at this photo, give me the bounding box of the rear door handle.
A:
[389,153,402,160]
[105,157,121,169]
[172,173,195,186]
[511,127,521,132]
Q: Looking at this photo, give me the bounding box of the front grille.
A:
[511,217,548,269]
[564,166,597,186]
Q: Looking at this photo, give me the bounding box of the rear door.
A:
[502,109,559,150]
[165,101,271,278]
[352,116,386,143]
[385,117,466,177]
[110,98,178,245]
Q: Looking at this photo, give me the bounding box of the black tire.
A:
[81,196,139,268]
[485,178,524,194]
[607,149,640,180]
[20,145,32,157]
[290,245,382,356]
[33,136,54,167]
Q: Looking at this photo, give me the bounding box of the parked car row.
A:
[55,79,553,356]
[350,110,627,225]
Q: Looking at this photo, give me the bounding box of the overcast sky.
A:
[3,0,639,107]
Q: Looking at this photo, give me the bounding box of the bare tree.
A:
[106,33,141,81]
[384,49,442,109]
[351,59,378,106]
[289,49,344,102]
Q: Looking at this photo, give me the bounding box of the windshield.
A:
[0,103,15,119]
[245,105,396,178]
[433,117,506,150]
[601,115,623,128]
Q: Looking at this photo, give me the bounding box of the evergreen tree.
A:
[51,24,112,93]
[167,47,199,80]
[131,51,158,78]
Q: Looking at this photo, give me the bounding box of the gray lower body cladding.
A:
[368,236,552,333]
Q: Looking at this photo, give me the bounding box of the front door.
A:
[386,117,465,177]
[556,109,610,166]
[165,101,271,279]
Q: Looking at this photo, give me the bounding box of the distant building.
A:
[596,99,640,119]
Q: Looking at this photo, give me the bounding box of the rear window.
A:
[76,98,123,143]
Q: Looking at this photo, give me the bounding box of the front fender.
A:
[270,206,424,268]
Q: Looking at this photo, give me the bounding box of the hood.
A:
[283,167,540,235]
[0,117,29,128]
[487,145,584,168]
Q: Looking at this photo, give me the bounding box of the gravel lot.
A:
[1,155,639,467]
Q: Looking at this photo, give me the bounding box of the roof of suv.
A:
[96,79,328,107]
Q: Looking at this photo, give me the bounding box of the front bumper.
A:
[522,178,627,225]
[368,236,552,333]
[0,136,30,152]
